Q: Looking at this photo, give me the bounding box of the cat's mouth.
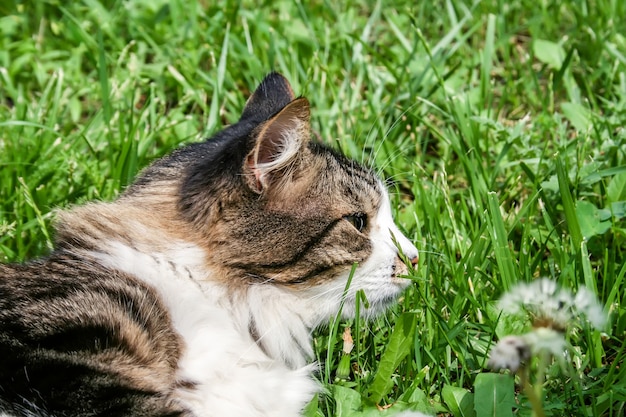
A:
[353,271,413,317]
[390,258,413,286]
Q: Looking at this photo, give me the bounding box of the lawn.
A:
[1,0,625,416]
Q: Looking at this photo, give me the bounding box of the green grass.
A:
[1,0,625,416]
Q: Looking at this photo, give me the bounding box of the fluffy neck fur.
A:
[56,201,324,369]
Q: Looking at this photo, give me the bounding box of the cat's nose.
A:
[409,255,419,267]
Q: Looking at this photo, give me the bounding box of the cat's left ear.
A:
[241,72,296,122]
[245,97,310,193]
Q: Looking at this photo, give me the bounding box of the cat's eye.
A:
[344,213,367,233]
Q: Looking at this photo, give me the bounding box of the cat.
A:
[0,72,420,417]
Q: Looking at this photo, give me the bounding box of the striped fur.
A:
[0,73,419,416]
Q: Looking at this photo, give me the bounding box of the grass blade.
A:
[487,192,517,291]
[556,157,583,251]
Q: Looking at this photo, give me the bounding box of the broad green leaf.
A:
[399,368,430,403]
[561,102,592,132]
[473,373,514,417]
[576,200,611,239]
[607,201,626,219]
[334,386,363,417]
[607,172,626,203]
[334,386,423,417]
[367,313,417,405]
[442,384,476,417]
[403,386,428,405]
[533,39,565,69]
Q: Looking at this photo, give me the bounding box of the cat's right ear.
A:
[240,72,296,122]
[244,98,310,194]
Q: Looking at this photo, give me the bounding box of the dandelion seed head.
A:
[497,278,606,331]
[523,327,567,357]
[574,287,607,329]
[488,335,531,373]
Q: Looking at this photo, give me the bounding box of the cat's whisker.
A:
[364,102,421,169]
[415,249,444,257]
[304,284,347,302]
[375,150,412,178]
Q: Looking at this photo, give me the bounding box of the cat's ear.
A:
[245,97,310,193]
[240,72,296,122]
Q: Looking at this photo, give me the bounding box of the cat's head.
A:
[178,73,417,319]
[125,72,418,320]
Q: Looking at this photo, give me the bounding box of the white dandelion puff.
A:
[488,335,531,373]
[497,278,606,332]
[488,329,568,373]
[523,327,567,358]
[573,286,606,329]
[486,279,604,416]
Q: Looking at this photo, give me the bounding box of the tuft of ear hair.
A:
[245,97,311,193]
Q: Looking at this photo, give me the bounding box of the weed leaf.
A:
[533,39,565,69]
[367,312,417,405]
[576,200,611,239]
[561,102,592,132]
[607,172,626,203]
[334,385,429,417]
[473,373,514,417]
[442,384,476,417]
[334,386,363,417]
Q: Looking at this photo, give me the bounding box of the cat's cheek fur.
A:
[303,186,418,320]
[342,187,418,317]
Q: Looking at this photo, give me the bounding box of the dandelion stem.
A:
[520,365,545,417]
[535,349,549,404]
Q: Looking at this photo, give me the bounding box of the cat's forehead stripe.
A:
[328,154,381,194]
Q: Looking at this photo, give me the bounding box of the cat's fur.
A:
[0,73,419,417]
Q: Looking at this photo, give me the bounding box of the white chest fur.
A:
[91,241,318,417]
